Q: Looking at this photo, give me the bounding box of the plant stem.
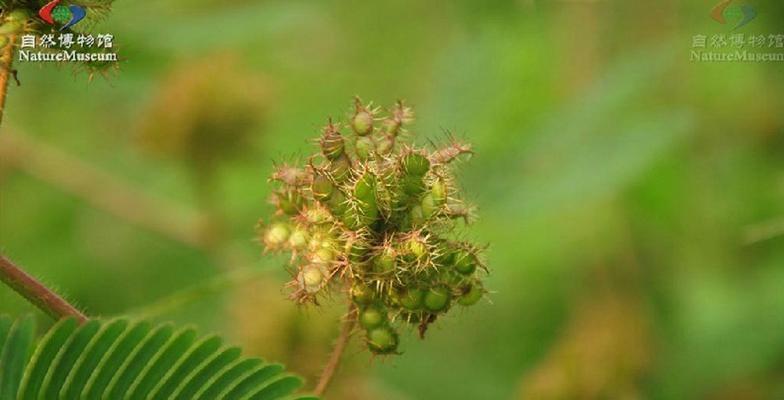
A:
[0,254,88,323]
[0,34,15,127]
[0,130,213,249]
[313,303,357,397]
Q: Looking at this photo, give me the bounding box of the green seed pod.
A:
[288,227,308,250]
[311,247,334,264]
[354,173,379,226]
[358,203,379,228]
[420,192,437,218]
[275,190,303,216]
[399,288,425,311]
[458,283,483,306]
[300,265,326,293]
[354,173,377,205]
[367,326,398,354]
[351,284,375,305]
[352,101,374,136]
[340,207,361,230]
[376,135,395,155]
[263,222,290,249]
[440,268,464,286]
[355,136,375,161]
[406,237,427,260]
[384,101,413,137]
[302,266,323,286]
[308,231,336,252]
[434,244,456,268]
[401,175,426,198]
[431,178,448,205]
[311,174,334,201]
[329,154,352,182]
[328,190,348,216]
[423,286,451,312]
[320,124,344,160]
[409,204,425,227]
[402,153,430,177]
[373,247,396,273]
[346,238,368,263]
[359,305,386,330]
[305,205,332,225]
[453,251,477,275]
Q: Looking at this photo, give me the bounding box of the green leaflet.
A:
[0,315,35,398]
[0,315,314,400]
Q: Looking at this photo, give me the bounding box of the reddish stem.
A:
[0,254,87,323]
[313,303,357,396]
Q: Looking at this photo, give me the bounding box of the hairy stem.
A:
[0,254,88,323]
[314,303,357,396]
[0,34,15,127]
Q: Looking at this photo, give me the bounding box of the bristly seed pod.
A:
[259,98,487,355]
[423,286,451,313]
[376,135,395,155]
[355,136,375,161]
[300,264,327,293]
[354,172,377,206]
[405,236,428,260]
[352,284,375,305]
[453,250,477,275]
[263,222,290,250]
[373,247,396,274]
[402,153,430,177]
[288,226,308,250]
[359,305,386,330]
[305,204,332,225]
[273,190,302,215]
[328,190,349,216]
[329,154,352,182]
[311,173,334,201]
[352,98,375,136]
[420,192,437,219]
[398,288,425,311]
[321,122,345,160]
[367,326,399,354]
[353,172,379,227]
[458,283,483,306]
[431,178,447,205]
[384,100,414,137]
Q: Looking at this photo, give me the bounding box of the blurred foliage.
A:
[0,0,783,399]
[137,55,268,182]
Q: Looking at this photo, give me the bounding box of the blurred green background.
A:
[2,0,784,399]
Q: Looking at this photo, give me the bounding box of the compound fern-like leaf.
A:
[0,315,314,400]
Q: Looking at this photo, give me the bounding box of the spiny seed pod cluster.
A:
[259,98,486,355]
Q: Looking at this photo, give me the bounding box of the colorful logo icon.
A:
[711,0,757,30]
[39,0,86,31]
